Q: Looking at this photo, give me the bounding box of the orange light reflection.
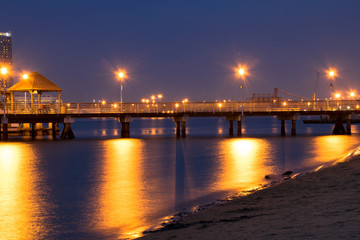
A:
[0,143,50,239]
[309,136,357,166]
[90,139,148,239]
[216,139,272,192]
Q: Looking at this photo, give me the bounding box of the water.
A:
[1,116,360,239]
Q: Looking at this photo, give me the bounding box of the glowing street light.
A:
[117,70,126,103]
[335,93,341,99]
[237,67,247,116]
[328,69,336,100]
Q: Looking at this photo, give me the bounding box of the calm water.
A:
[1,117,360,239]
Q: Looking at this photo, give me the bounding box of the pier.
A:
[1,99,360,140]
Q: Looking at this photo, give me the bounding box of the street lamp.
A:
[328,69,336,110]
[328,69,336,99]
[238,67,246,116]
[117,71,126,103]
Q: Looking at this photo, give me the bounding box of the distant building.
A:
[0,31,13,87]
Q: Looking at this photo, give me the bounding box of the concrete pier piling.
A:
[1,118,8,140]
[346,119,351,135]
[61,116,75,139]
[237,120,242,137]
[181,121,186,137]
[281,120,286,136]
[173,115,188,138]
[119,115,133,138]
[229,120,234,137]
[277,114,299,137]
[175,121,181,138]
[291,120,296,136]
[226,115,242,137]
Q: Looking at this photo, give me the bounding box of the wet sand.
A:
[139,150,360,239]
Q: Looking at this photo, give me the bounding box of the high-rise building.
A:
[0,31,13,87]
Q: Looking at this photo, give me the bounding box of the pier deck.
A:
[1,100,360,139]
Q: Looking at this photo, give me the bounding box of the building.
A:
[0,31,13,87]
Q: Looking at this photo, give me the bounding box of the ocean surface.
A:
[1,116,360,239]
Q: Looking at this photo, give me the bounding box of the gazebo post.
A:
[58,91,61,113]
[31,91,34,113]
[25,91,27,110]
[10,92,13,113]
[38,92,42,114]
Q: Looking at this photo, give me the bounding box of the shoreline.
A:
[138,147,360,239]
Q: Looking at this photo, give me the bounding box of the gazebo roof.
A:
[7,71,62,93]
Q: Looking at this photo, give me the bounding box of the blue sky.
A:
[1,0,360,102]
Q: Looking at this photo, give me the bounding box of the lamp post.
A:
[238,68,246,116]
[117,71,125,103]
[1,67,8,120]
[328,69,336,110]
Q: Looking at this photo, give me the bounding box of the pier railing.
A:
[2,100,360,115]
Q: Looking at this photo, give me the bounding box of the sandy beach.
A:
[139,149,360,239]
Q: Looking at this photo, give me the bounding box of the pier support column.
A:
[173,115,188,138]
[229,120,234,137]
[346,119,351,135]
[51,122,57,139]
[61,116,75,139]
[181,121,186,137]
[291,120,296,136]
[277,114,299,137]
[2,124,8,141]
[121,122,130,138]
[332,117,346,135]
[175,121,181,138]
[32,123,37,139]
[0,124,2,140]
[329,114,351,135]
[2,118,8,141]
[119,115,133,138]
[280,120,286,136]
[226,115,242,137]
[237,120,242,137]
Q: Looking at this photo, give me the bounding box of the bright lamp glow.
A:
[118,72,125,79]
[328,69,336,78]
[238,68,245,76]
[22,74,29,79]
[0,67,7,75]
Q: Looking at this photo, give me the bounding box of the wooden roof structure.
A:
[7,71,62,93]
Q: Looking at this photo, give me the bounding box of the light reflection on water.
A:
[91,139,148,239]
[1,118,360,239]
[0,143,52,239]
[217,139,273,191]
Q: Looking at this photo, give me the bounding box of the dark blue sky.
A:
[1,0,360,102]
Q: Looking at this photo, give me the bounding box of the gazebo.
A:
[7,71,62,112]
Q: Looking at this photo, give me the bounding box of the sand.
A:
[139,150,360,239]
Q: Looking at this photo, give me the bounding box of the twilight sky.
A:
[1,0,360,102]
